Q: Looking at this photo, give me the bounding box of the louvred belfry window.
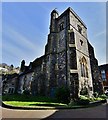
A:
[70,32,75,44]
[59,22,64,31]
[78,25,82,34]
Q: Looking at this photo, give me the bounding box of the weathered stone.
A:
[16,7,103,99]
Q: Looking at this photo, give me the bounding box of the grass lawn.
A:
[3,101,68,108]
[2,94,68,108]
[2,94,107,109]
[2,94,83,108]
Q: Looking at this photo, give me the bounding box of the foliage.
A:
[80,87,88,95]
[2,94,107,108]
[77,95,90,105]
[99,94,108,99]
[2,94,59,103]
[93,92,99,98]
[76,94,107,105]
[88,97,95,102]
[55,86,70,104]
[68,99,79,106]
[2,94,68,108]
[23,90,31,95]
[93,97,103,101]
[79,95,88,100]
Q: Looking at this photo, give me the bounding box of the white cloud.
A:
[94,30,106,38]
[3,25,44,54]
[4,25,41,52]
[2,25,44,65]
[3,40,26,59]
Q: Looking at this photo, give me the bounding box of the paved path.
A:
[1,108,56,119]
[1,104,108,119]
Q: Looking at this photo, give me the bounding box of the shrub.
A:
[79,95,88,100]
[55,86,70,104]
[93,97,103,101]
[89,97,95,102]
[93,92,98,98]
[2,94,58,102]
[99,94,108,99]
[77,99,90,105]
[68,99,78,107]
[77,95,90,105]
[80,87,88,95]
[23,90,31,95]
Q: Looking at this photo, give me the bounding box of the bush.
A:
[23,90,31,95]
[93,97,103,101]
[55,86,70,104]
[76,94,107,105]
[89,97,95,102]
[99,94,108,99]
[2,94,59,102]
[68,99,78,107]
[93,92,98,98]
[80,87,88,95]
[77,99,90,105]
[77,95,90,105]
[79,95,88,100]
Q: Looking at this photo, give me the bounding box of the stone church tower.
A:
[18,7,103,99]
[45,7,93,98]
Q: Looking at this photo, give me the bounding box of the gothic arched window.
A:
[80,57,88,78]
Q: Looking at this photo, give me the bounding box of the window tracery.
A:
[80,57,88,78]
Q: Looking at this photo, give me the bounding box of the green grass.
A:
[2,94,68,108]
[2,94,107,109]
[3,101,85,109]
[3,101,67,108]
[2,95,83,108]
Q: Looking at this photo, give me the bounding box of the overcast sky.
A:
[2,2,106,67]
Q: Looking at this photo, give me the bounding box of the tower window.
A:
[80,40,83,46]
[59,22,64,31]
[70,32,75,44]
[78,25,82,34]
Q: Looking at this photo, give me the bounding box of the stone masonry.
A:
[17,7,103,99]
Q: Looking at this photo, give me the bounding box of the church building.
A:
[17,7,103,99]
